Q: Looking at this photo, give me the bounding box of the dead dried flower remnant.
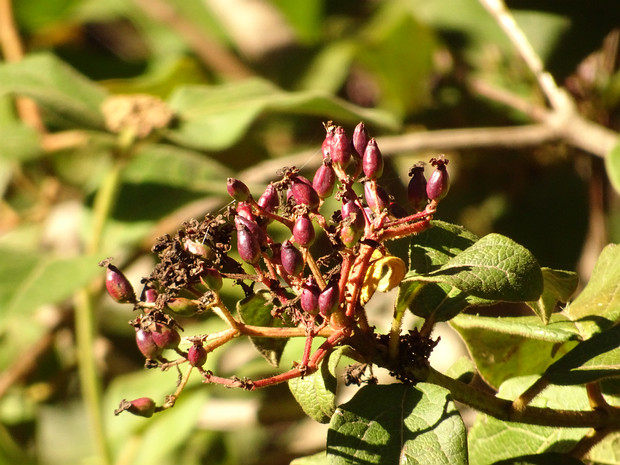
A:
[101,94,174,138]
[107,122,449,418]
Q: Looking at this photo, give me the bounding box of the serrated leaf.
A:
[0,250,104,322]
[409,220,479,274]
[605,137,620,194]
[468,376,589,465]
[288,349,340,423]
[237,290,289,367]
[166,78,398,151]
[327,383,467,465]
[527,267,579,324]
[409,233,543,302]
[0,53,107,129]
[566,243,620,337]
[451,314,578,389]
[544,324,620,385]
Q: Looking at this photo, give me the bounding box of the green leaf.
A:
[0,124,42,161]
[327,383,467,465]
[237,290,289,367]
[586,431,620,464]
[451,314,578,389]
[166,78,398,151]
[605,137,620,194]
[410,233,544,302]
[468,376,589,465]
[451,314,582,343]
[0,53,107,129]
[123,143,232,195]
[527,267,579,324]
[290,451,329,465]
[489,452,585,464]
[409,221,479,274]
[288,349,340,423]
[566,243,620,337]
[0,250,104,322]
[444,356,477,384]
[402,281,495,322]
[544,324,620,385]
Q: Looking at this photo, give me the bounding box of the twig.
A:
[0,0,45,132]
[132,0,253,79]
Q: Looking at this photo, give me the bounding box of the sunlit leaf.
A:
[327,383,467,465]
[527,267,579,324]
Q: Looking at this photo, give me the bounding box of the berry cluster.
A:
[106,121,450,417]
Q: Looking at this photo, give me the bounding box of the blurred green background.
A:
[1,0,619,464]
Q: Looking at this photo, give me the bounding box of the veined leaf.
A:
[166,78,398,151]
[327,383,467,465]
[468,376,589,465]
[566,243,620,337]
[237,290,289,367]
[527,267,579,324]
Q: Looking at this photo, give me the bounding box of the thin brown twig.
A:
[132,0,253,79]
[0,0,45,132]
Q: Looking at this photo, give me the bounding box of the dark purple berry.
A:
[280,240,304,276]
[322,122,335,159]
[364,182,389,213]
[227,177,251,201]
[362,138,384,179]
[407,163,428,212]
[143,288,158,303]
[301,278,320,314]
[135,329,162,360]
[342,200,365,229]
[115,397,157,417]
[103,263,136,304]
[151,323,181,350]
[188,343,208,367]
[318,281,340,317]
[257,184,279,214]
[352,122,369,158]
[236,202,255,221]
[312,162,336,199]
[290,176,320,211]
[426,156,450,201]
[293,214,315,247]
[236,222,262,264]
[330,126,351,168]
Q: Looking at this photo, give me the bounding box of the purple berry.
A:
[301,278,321,314]
[352,122,369,158]
[312,162,336,199]
[362,138,384,179]
[322,122,335,159]
[364,182,389,213]
[426,157,450,201]
[290,176,320,211]
[115,397,157,417]
[103,263,136,304]
[143,288,158,303]
[318,281,340,317]
[227,177,251,201]
[293,214,315,247]
[151,323,181,350]
[342,200,365,229]
[236,221,262,264]
[188,343,208,367]
[407,163,428,212]
[135,329,163,360]
[280,240,304,276]
[257,184,279,214]
[330,126,351,168]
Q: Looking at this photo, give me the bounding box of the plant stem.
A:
[426,366,620,428]
[75,158,127,465]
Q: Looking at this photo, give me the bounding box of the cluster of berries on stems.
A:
[105,121,451,417]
